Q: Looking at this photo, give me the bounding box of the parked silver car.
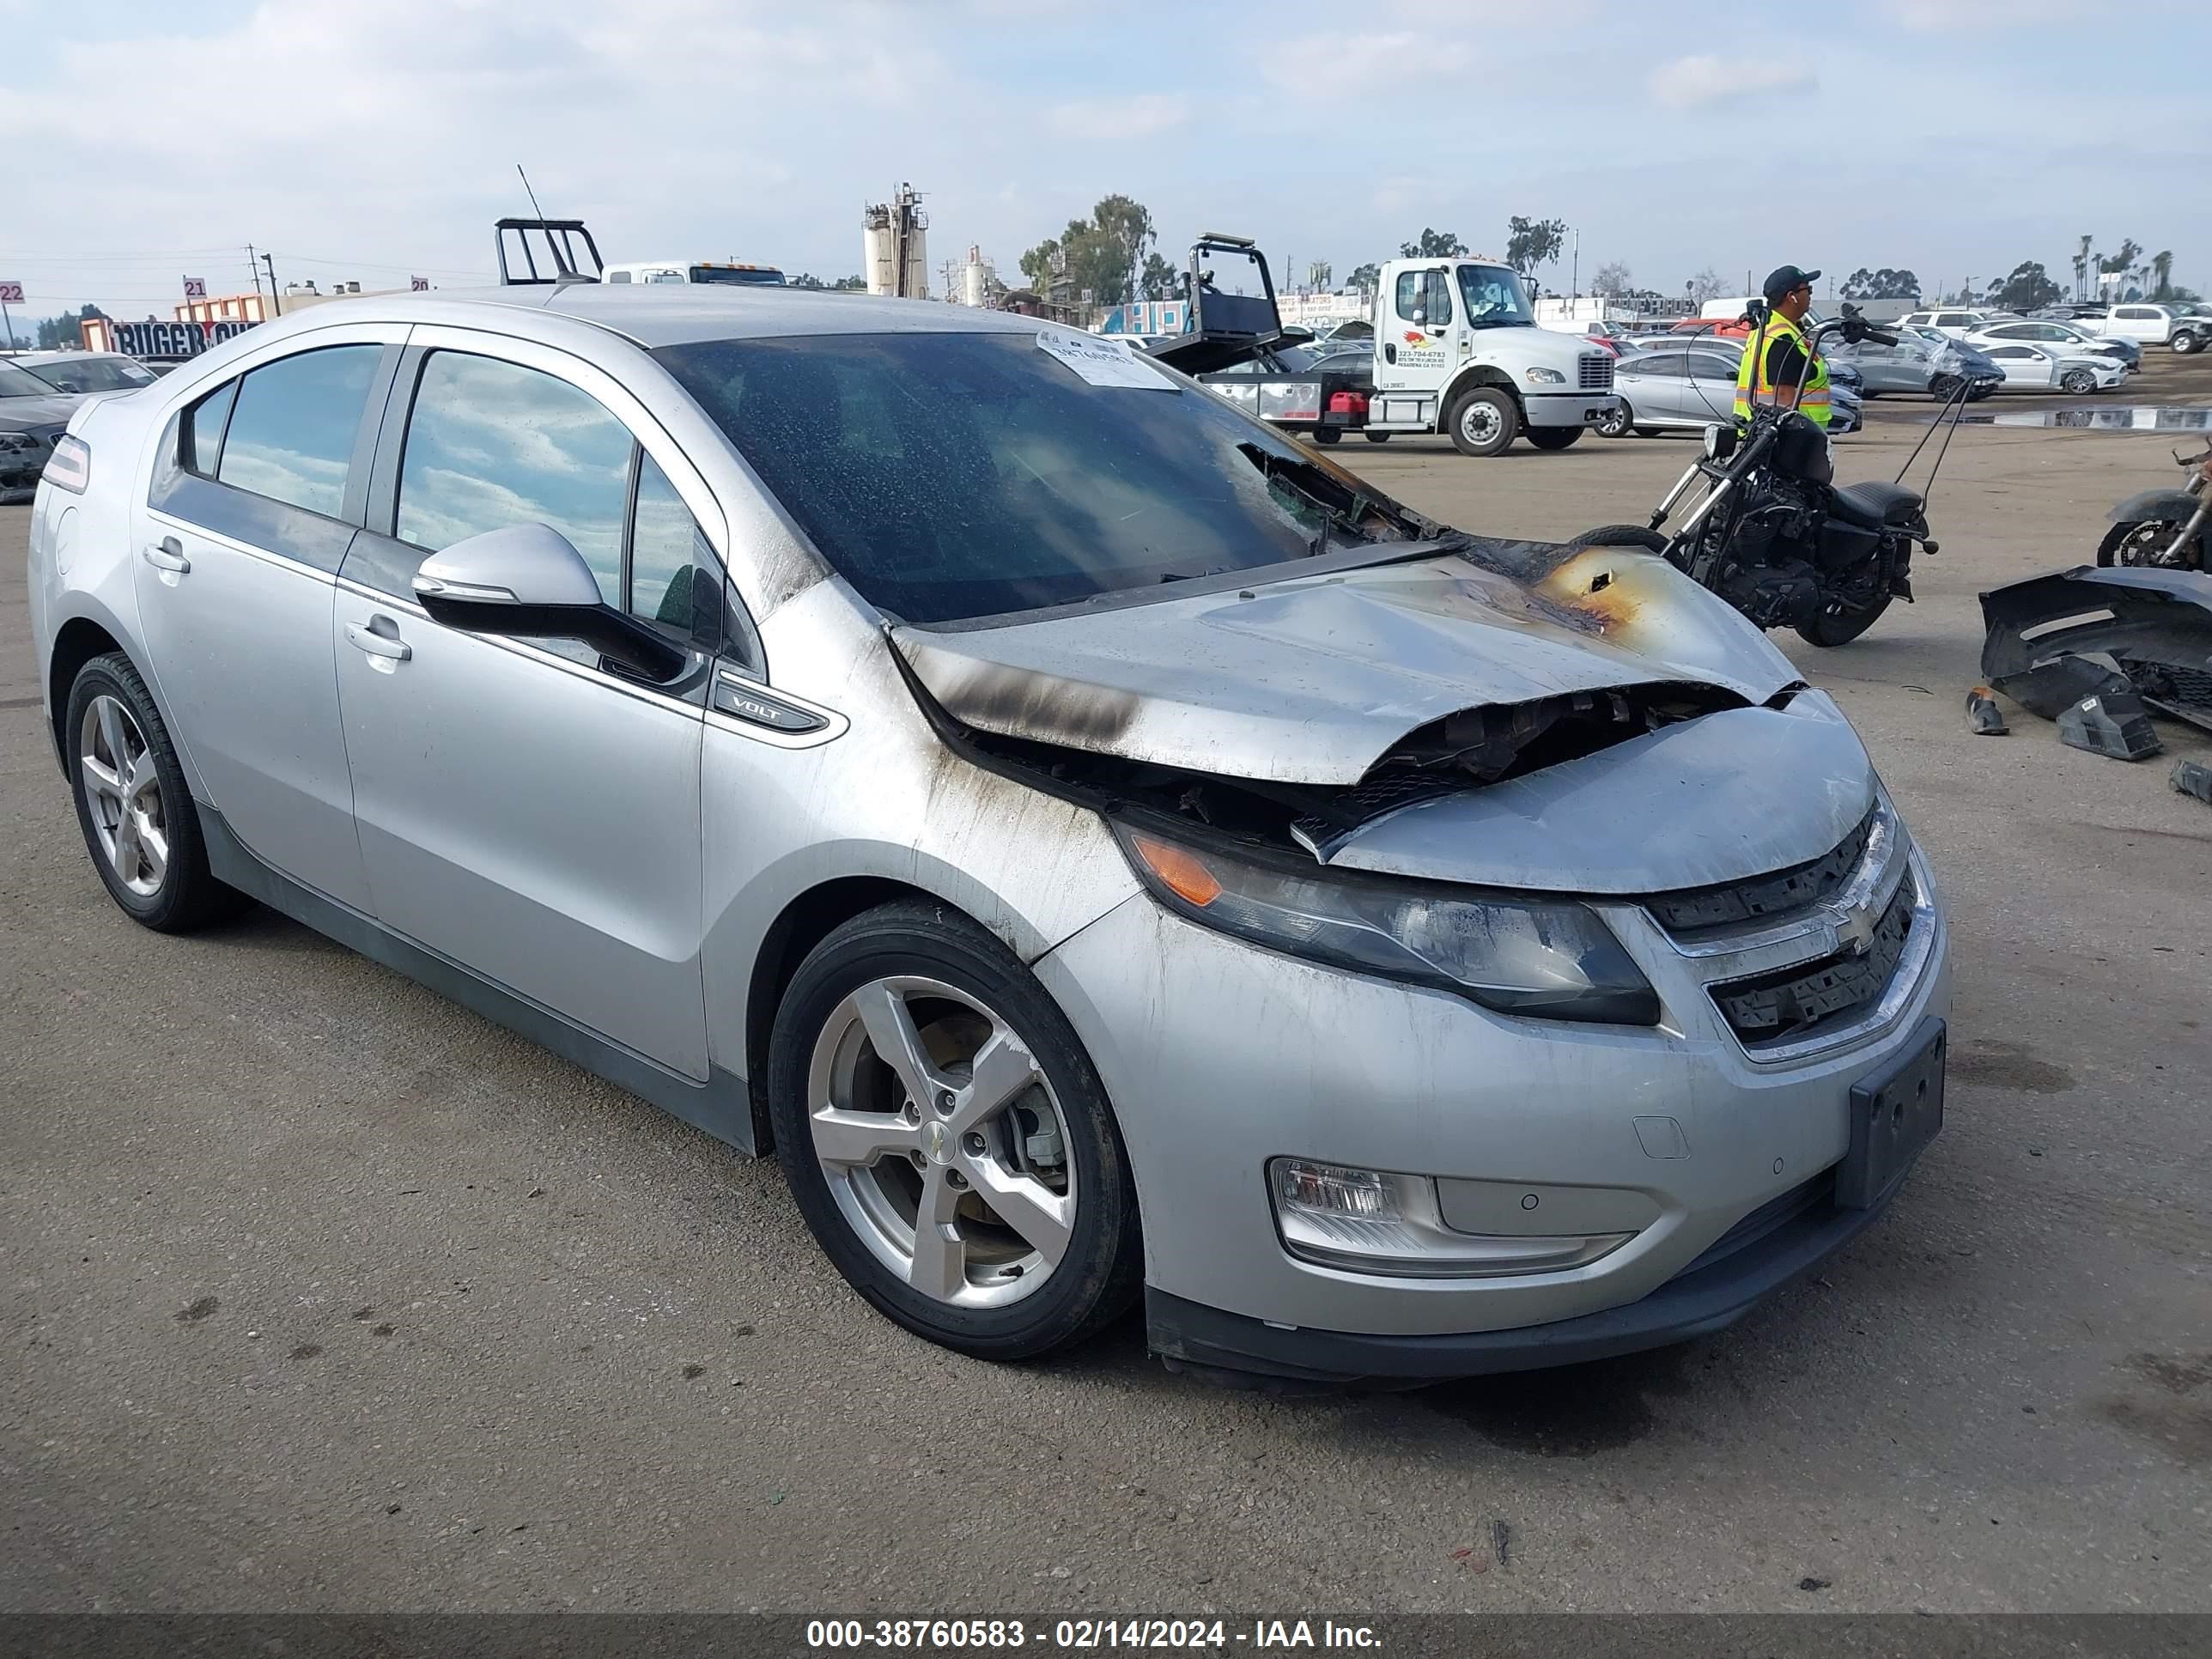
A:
[1602,341,1863,435]
[28,288,1950,1382]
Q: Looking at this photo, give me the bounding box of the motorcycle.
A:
[1574,305,1958,647]
[2096,441,2211,572]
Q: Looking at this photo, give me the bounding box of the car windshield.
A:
[0,361,54,398]
[690,266,785,286]
[21,356,154,393]
[1455,264,1535,329]
[657,330,1422,623]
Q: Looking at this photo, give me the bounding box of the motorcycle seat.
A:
[1832,480,1925,528]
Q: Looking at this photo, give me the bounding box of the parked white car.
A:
[1975,341,2126,394]
[2070,303,2191,349]
[1967,319,2138,373]
[1897,308,2019,339]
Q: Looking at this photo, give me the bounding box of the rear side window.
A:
[395,351,633,599]
[216,344,380,519]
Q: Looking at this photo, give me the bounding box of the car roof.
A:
[341,284,1049,349]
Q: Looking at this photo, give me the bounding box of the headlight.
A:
[1113,821,1660,1024]
[1523,367,1566,386]
[0,432,39,453]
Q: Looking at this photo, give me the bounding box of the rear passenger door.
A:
[331,329,734,1078]
[131,324,404,908]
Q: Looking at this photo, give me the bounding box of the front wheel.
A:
[2061,368,2098,395]
[1310,427,1341,446]
[1447,386,1519,457]
[1795,592,1893,647]
[1525,427,1584,452]
[1571,524,1668,555]
[2172,331,2203,356]
[1929,373,1962,401]
[2100,520,2199,569]
[65,653,245,933]
[769,901,1142,1362]
[1595,399,1634,439]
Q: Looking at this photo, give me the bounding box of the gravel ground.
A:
[3,389,2208,1614]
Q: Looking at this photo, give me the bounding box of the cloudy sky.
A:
[2,0,2205,320]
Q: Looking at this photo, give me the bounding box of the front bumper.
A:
[1034,832,1950,1364]
[1522,389,1620,428]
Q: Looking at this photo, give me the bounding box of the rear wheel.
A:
[64,653,245,933]
[769,901,1142,1361]
[1363,430,1392,444]
[1525,427,1583,451]
[1447,386,1518,457]
[1596,400,1634,439]
[1796,593,1893,647]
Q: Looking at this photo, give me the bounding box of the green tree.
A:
[1139,252,1178,301]
[1591,260,1633,298]
[1840,267,1921,301]
[833,275,866,290]
[1307,259,1332,290]
[1986,261,2062,312]
[2152,250,2175,300]
[1348,262,1381,295]
[787,273,828,289]
[1504,216,1567,280]
[2099,239,2142,277]
[2073,234,2094,301]
[1019,195,1159,308]
[29,303,100,349]
[1397,228,1467,259]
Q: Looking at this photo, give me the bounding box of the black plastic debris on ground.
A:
[1980,564,2212,725]
[2057,688,2163,761]
[1965,686,2008,735]
[2173,758,2212,805]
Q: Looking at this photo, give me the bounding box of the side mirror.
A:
[1410,307,1427,327]
[413,523,686,684]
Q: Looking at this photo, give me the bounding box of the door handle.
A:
[142,538,190,574]
[1384,343,1398,365]
[345,619,413,663]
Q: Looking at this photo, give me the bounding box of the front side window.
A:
[396,351,633,599]
[1454,264,1534,327]
[216,344,380,519]
[629,453,714,632]
[1395,271,1453,326]
[183,380,238,475]
[656,330,1421,625]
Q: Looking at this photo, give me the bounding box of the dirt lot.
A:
[3,391,2209,1615]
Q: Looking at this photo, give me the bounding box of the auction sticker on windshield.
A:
[1036,329,1174,390]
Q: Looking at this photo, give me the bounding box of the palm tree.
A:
[2153,250,2174,301]
[2074,234,2095,301]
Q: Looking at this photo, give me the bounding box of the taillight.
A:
[1327,391,1369,416]
[45,433,90,494]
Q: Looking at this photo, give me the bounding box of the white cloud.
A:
[1645,54,1817,111]
[1260,32,1472,98]
[1049,94,1190,141]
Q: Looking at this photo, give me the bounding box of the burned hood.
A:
[891,540,1801,787]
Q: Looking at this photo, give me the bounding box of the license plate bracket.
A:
[1837,1016,1946,1210]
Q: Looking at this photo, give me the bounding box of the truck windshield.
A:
[1456,264,1535,329]
[656,330,1420,623]
[690,266,786,286]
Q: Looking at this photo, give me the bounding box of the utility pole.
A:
[1570,227,1578,299]
[263,252,283,317]
[246,244,266,320]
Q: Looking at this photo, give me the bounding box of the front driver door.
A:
[331,331,720,1078]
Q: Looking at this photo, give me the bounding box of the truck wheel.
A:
[1310,428,1341,446]
[2174,331,2203,356]
[1525,428,1583,451]
[1447,387,1518,457]
[1363,431,1392,444]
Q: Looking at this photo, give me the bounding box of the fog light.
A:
[1269,1158,1634,1279]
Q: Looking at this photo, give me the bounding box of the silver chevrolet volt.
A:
[26,287,1950,1382]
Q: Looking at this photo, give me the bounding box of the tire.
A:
[1525,427,1583,451]
[1446,386,1519,457]
[64,653,245,933]
[1571,524,1668,555]
[1929,374,1961,401]
[2099,520,2198,570]
[1595,399,1634,439]
[769,900,1142,1362]
[2061,368,2097,395]
[1632,427,1662,438]
[1310,428,1341,446]
[1363,431,1392,444]
[2172,331,2203,356]
[1795,593,1893,647]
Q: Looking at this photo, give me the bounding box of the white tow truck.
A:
[1153,240,1619,458]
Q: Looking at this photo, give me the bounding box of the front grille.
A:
[1578,353,1614,391]
[1708,884,1915,1047]
[1646,808,1876,933]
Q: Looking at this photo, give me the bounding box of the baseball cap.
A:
[1763,265,1821,301]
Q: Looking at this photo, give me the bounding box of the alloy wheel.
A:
[78,694,167,896]
[806,975,1076,1310]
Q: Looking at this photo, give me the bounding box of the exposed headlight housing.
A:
[1114,821,1660,1024]
[1270,1158,1634,1279]
[1523,366,1566,385]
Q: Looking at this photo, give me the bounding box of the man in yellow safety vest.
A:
[1734,264,1831,429]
